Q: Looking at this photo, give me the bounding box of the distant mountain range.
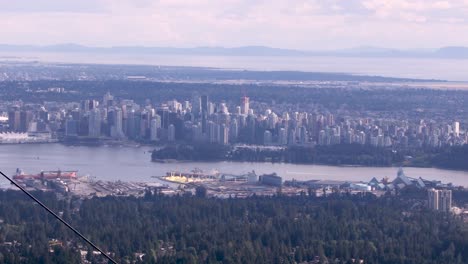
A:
[1,43,468,59]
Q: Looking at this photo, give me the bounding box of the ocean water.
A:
[0,144,467,187]
[2,52,468,81]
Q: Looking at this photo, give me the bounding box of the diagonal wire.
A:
[0,170,118,264]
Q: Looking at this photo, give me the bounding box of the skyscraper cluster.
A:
[1,92,466,148]
[6,107,48,133]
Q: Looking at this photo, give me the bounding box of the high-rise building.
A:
[39,107,49,122]
[79,115,89,136]
[191,95,201,118]
[156,108,169,129]
[267,112,278,129]
[264,130,272,145]
[192,123,203,142]
[125,110,136,139]
[200,94,210,132]
[90,100,99,110]
[439,190,452,212]
[28,121,38,133]
[114,108,124,138]
[428,189,439,211]
[88,108,102,138]
[140,110,151,138]
[235,106,241,115]
[150,115,162,141]
[81,99,99,111]
[288,128,298,145]
[207,121,217,143]
[168,124,176,142]
[65,119,79,136]
[167,100,182,112]
[103,92,114,107]
[8,110,20,132]
[220,124,229,145]
[81,100,90,112]
[229,119,239,142]
[208,102,215,115]
[201,95,209,115]
[428,189,452,212]
[453,121,460,137]
[108,108,123,138]
[246,115,256,143]
[241,96,250,115]
[219,103,228,114]
[279,128,288,145]
[318,130,326,145]
[300,126,308,144]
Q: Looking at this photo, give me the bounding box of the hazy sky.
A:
[1,0,468,49]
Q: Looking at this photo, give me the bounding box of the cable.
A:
[0,170,118,264]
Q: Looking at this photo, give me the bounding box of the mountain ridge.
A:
[1,43,468,58]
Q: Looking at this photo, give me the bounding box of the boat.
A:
[13,168,78,180]
[166,168,219,179]
[156,169,257,185]
[157,168,219,184]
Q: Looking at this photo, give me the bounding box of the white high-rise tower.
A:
[453,121,460,137]
[241,96,250,115]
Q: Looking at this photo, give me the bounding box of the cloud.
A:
[440,17,465,24]
[361,0,468,18]
[0,0,107,13]
[400,12,427,23]
[0,0,468,49]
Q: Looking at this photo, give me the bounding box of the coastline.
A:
[1,143,467,187]
[1,140,466,173]
[150,157,468,172]
[2,139,465,173]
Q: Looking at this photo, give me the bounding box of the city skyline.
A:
[2,2,468,263]
[2,91,466,150]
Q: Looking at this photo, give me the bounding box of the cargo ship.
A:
[155,169,258,184]
[13,168,78,180]
[155,168,219,184]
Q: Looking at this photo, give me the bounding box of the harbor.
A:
[6,166,460,200]
[8,168,286,198]
[1,144,468,188]
[8,170,176,198]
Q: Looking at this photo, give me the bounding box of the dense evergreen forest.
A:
[151,143,402,166]
[0,190,468,263]
[432,145,468,171]
[152,143,468,170]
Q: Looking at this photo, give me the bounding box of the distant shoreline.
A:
[1,140,466,172]
[150,157,468,173]
[2,53,465,82]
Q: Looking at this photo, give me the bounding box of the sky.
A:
[1,0,468,50]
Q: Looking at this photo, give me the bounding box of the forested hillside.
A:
[0,191,467,263]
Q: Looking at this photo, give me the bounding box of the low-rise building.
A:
[259,173,282,187]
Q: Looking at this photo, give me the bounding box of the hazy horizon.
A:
[2,0,468,50]
[0,42,467,51]
[1,51,467,81]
